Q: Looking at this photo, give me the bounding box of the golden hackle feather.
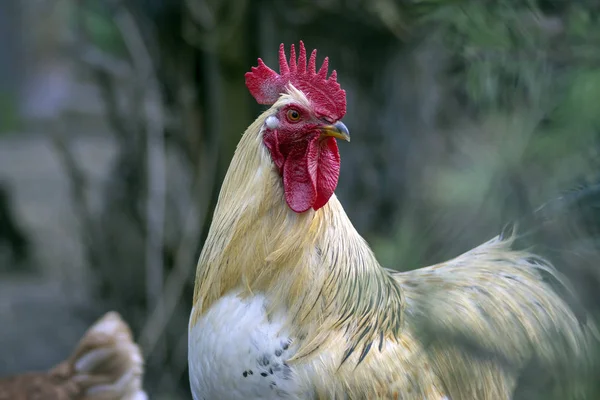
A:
[192,85,593,398]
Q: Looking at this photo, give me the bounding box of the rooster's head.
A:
[245,41,348,213]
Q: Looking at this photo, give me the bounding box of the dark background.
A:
[1,0,599,398]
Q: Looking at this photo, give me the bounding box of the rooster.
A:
[188,41,596,399]
[0,311,147,400]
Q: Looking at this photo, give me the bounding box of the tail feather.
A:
[398,236,596,399]
[62,311,147,400]
[513,182,600,322]
[400,236,590,364]
[396,182,600,399]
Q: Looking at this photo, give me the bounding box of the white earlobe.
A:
[265,116,280,129]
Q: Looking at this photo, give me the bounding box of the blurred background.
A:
[1,0,600,398]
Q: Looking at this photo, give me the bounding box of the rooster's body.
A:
[0,312,147,400]
[188,42,593,399]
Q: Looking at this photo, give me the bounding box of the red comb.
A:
[245,41,346,121]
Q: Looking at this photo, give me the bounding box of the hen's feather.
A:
[0,312,147,400]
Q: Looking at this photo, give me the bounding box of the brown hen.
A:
[0,312,146,400]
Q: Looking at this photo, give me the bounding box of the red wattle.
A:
[282,137,318,213]
[281,135,340,213]
[313,137,340,210]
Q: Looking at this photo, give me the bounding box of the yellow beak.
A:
[320,121,350,142]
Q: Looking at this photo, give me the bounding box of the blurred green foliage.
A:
[70,1,127,56]
[373,0,600,262]
[0,94,20,133]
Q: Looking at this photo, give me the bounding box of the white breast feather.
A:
[188,291,308,399]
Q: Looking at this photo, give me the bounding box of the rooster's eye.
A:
[287,109,301,122]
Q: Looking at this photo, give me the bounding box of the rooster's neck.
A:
[192,107,404,359]
[192,108,303,311]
